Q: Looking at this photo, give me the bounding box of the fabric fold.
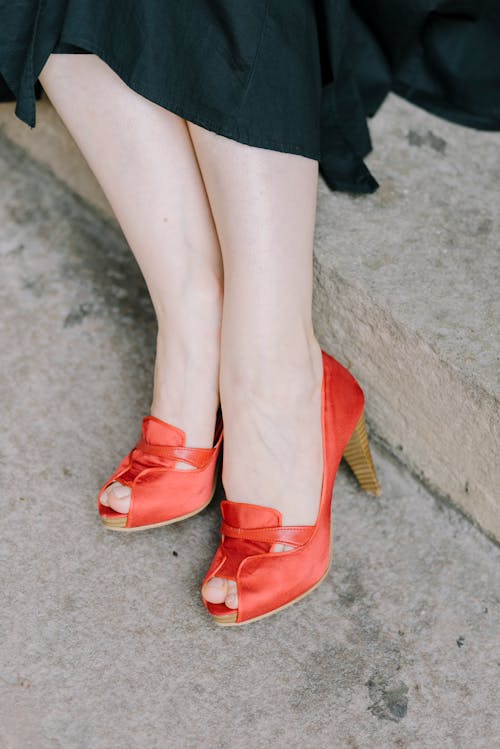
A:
[0,0,498,194]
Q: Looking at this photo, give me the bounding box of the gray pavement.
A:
[1,134,499,749]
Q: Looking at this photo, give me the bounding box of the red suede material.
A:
[135,438,216,468]
[142,416,185,446]
[202,544,226,583]
[202,350,365,623]
[222,500,282,528]
[206,602,237,618]
[97,415,223,527]
[221,521,314,547]
[202,501,280,586]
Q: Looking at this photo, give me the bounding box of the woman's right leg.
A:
[38,54,224,512]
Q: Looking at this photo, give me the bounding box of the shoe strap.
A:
[135,437,216,469]
[221,520,314,548]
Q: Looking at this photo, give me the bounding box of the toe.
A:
[99,488,110,507]
[225,580,238,610]
[204,548,293,612]
[107,482,131,514]
[202,577,228,604]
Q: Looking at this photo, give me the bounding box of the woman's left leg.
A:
[38,54,224,514]
[186,122,324,610]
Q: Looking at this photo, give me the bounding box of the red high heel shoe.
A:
[200,350,380,625]
[97,410,223,531]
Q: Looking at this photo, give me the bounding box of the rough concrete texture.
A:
[1,90,498,540]
[1,131,499,749]
[313,95,500,541]
[0,94,112,217]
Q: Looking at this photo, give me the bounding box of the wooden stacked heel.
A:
[342,411,381,496]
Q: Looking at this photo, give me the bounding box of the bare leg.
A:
[186,124,324,611]
[38,54,223,513]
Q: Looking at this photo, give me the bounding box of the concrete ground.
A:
[1,128,499,749]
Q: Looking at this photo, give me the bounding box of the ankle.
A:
[155,272,223,331]
[220,332,323,404]
[151,320,221,445]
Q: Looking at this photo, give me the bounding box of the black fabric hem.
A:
[393,83,500,133]
[43,35,322,163]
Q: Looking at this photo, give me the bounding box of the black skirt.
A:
[1,1,499,194]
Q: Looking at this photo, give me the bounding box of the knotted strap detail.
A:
[221,520,314,548]
[135,437,215,469]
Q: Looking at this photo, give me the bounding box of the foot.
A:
[99,458,197,514]
[100,284,222,515]
[202,337,324,611]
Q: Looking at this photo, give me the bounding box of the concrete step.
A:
[313,95,499,542]
[1,91,498,541]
